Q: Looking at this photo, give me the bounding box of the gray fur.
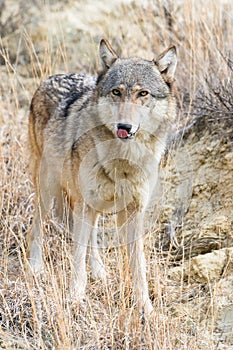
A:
[27,39,177,315]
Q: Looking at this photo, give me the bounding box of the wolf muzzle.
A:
[116,123,139,140]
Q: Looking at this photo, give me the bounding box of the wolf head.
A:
[96,39,177,140]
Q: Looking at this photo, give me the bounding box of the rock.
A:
[200,215,232,237]
[169,248,233,283]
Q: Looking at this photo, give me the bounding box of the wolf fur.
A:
[28,39,177,314]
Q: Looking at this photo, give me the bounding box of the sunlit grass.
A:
[0,0,232,348]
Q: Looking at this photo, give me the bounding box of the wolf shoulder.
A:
[30,73,96,120]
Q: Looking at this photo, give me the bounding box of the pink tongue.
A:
[117,129,129,139]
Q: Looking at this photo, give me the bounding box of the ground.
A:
[0,0,233,349]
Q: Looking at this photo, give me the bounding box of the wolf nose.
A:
[117,123,132,133]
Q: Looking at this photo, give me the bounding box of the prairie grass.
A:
[0,0,232,348]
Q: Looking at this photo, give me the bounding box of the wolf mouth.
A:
[116,124,140,140]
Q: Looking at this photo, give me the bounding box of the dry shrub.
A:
[192,55,233,139]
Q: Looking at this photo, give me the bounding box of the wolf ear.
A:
[155,46,177,83]
[99,39,118,70]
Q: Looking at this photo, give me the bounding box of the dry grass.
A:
[0,0,233,349]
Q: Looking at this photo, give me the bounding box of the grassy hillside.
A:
[0,0,233,348]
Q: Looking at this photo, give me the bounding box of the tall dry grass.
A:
[0,0,232,348]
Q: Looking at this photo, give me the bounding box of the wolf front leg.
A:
[89,214,107,281]
[70,204,99,300]
[118,209,153,315]
[128,233,153,315]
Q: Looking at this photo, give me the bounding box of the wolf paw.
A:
[143,299,154,316]
[90,262,107,282]
[90,256,107,281]
[28,258,44,276]
[138,298,154,317]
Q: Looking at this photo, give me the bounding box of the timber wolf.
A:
[27,39,177,314]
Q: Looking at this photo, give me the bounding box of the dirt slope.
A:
[0,0,233,348]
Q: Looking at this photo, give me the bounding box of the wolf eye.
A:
[112,89,121,96]
[138,90,149,97]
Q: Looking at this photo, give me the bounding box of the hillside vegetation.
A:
[0,0,233,348]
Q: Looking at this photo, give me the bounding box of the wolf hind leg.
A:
[27,201,45,275]
[27,165,64,274]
